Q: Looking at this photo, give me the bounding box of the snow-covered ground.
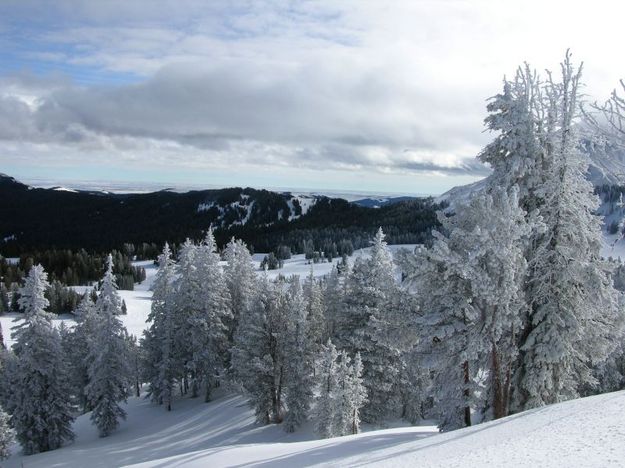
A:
[5,386,624,467]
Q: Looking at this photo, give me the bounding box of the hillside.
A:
[0,174,439,256]
[5,386,623,467]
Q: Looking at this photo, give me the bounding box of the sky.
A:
[1,1,624,195]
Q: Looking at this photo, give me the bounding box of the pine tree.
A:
[190,229,232,401]
[9,265,75,454]
[66,292,98,413]
[401,187,529,429]
[334,228,401,424]
[515,55,622,409]
[342,352,367,435]
[303,268,326,350]
[231,275,287,423]
[313,339,340,438]
[85,255,132,437]
[0,406,14,460]
[143,243,178,410]
[223,238,259,344]
[283,281,315,432]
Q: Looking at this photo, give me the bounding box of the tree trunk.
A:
[463,360,472,427]
[491,342,504,419]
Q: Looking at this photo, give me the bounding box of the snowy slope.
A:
[5,388,624,467]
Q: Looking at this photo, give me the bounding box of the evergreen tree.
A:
[401,188,529,429]
[515,55,622,409]
[334,228,401,424]
[0,406,14,460]
[66,292,98,413]
[85,255,132,437]
[9,265,75,454]
[283,281,315,432]
[313,340,340,438]
[223,238,258,345]
[143,243,178,410]
[190,229,232,401]
[303,268,326,350]
[231,275,287,423]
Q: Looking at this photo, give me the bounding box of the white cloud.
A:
[1,0,624,189]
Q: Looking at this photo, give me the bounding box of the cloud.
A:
[1,0,623,185]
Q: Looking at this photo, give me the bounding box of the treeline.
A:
[221,197,440,255]
[0,249,146,290]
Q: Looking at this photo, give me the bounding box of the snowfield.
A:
[5,388,624,467]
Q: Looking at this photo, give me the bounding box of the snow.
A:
[52,186,78,193]
[5,385,624,467]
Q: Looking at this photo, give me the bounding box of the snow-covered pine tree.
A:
[303,268,326,350]
[65,292,98,413]
[172,238,197,396]
[190,229,232,401]
[9,265,75,454]
[479,64,544,212]
[343,352,367,435]
[143,243,178,410]
[0,406,14,460]
[334,228,401,424]
[223,237,258,344]
[231,274,288,424]
[85,255,132,437]
[283,280,315,432]
[401,187,529,429]
[313,339,340,438]
[515,54,622,410]
[322,265,345,339]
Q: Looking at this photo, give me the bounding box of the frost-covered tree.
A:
[9,265,75,454]
[174,234,232,401]
[334,228,401,424]
[0,406,14,460]
[401,187,529,429]
[65,292,98,413]
[85,255,132,437]
[143,243,178,410]
[283,281,315,432]
[231,275,288,424]
[514,55,622,410]
[313,339,340,438]
[190,229,232,401]
[223,238,258,344]
[303,269,326,350]
[336,351,367,435]
[313,341,367,438]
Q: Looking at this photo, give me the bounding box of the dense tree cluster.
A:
[0,249,146,290]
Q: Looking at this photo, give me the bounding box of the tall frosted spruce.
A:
[143,243,178,410]
[401,188,529,429]
[514,55,622,409]
[334,228,401,424]
[85,255,132,437]
[283,280,315,432]
[9,265,74,454]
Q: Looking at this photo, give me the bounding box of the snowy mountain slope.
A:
[5,387,624,467]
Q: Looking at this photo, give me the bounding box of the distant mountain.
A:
[351,196,419,208]
[0,174,441,256]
